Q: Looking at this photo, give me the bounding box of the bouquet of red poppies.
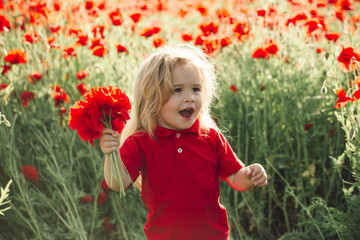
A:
[68,86,131,197]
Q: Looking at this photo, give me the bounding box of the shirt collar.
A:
[154,119,200,138]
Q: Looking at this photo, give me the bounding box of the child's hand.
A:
[100,128,120,156]
[245,163,267,187]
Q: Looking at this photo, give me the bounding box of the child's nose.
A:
[184,91,195,102]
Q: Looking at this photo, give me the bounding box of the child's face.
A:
[158,64,203,130]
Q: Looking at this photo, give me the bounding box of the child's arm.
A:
[100,128,132,191]
[226,163,267,191]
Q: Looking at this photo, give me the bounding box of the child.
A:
[100,44,267,240]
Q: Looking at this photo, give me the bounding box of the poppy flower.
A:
[76,34,89,46]
[22,165,39,184]
[230,85,238,92]
[199,21,218,36]
[256,8,266,17]
[29,71,42,84]
[52,85,69,106]
[0,83,8,90]
[76,83,87,96]
[63,46,77,58]
[181,32,193,42]
[337,45,360,72]
[0,14,10,32]
[265,42,279,55]
[141,26,161,38]
[130,12,141,23]
[109,9,124,26]
[101,179,110,191]
[216,7,230,20]
[97,192,108,205]
[80,195,93,203]
[101,217,114,232]
[220,37,231,47]
[4,49,27,64]
[153,37,165,48]
[20,91,34,107]
[233,22,250,36]
[48,37,60,49]
[49,25,61,34]
[316,48,325,54]
[194,35,205,45]
[203,39,219,56]
[115,43,128,53]
[2,65,11,75]
[325,32,341,42]
[353,89,360,101]
[23,30,40,44]
[77,70,88,80]
[252,47,269,59]
[304,123,313,131]
[85,0,94,10]
[68,86,131,146]
[196,3,207,16]
[334,88,352,109]
[91,45,107,57]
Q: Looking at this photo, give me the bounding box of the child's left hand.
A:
[245,163,268,187]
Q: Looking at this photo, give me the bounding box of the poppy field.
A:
[1,0,360,239]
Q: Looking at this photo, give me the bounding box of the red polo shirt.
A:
[120,120,244,240]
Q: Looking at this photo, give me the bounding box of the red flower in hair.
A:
[22,165,39,184]
[20,91,34,107]
[5,49,27,64]
[337,45,360,72]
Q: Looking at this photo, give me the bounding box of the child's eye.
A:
[174,88,182,93]
[193,87,201,92]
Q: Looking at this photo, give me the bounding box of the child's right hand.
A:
[100,128,120,156]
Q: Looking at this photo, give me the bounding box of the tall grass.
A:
[1,0,360,239]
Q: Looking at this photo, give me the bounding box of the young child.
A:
[100,44,267,240]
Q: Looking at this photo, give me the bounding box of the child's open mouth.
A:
[179,108,194,119]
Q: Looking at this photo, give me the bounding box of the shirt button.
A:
[176,133,181,138]
[178,148,183,153]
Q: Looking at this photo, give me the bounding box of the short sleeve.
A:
[215,131,244,180]
[120,135,144,183]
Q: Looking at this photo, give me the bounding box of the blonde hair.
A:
[121,44,218,145]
